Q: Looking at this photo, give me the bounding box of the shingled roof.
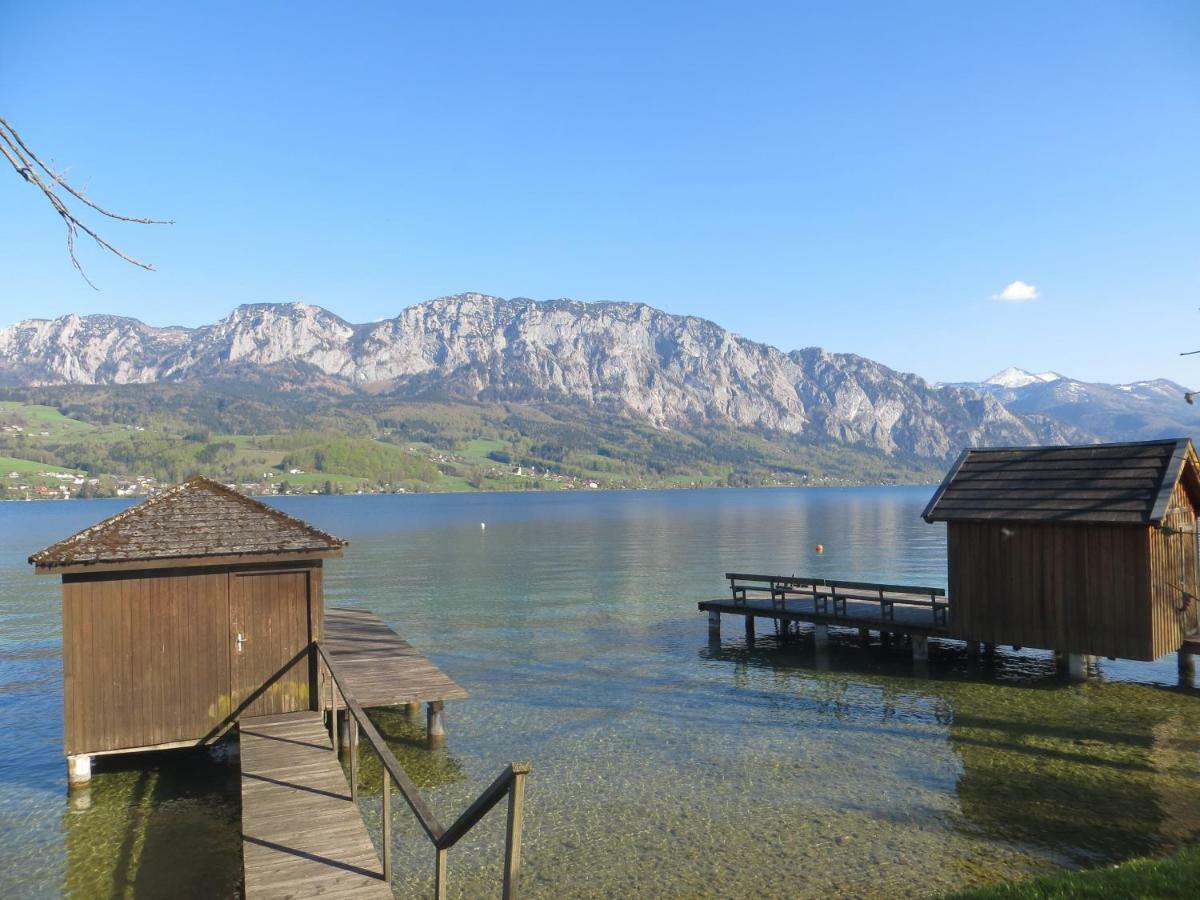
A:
[30,476,347,571]
[922,439,1200,525]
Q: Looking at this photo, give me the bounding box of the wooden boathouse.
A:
[701,439,1200,681]
[30,476,347,782]
[32,477,530,898]
[922,439,1200,663]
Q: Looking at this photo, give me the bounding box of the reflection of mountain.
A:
[63,746,241,898]
[949,684,1200,865]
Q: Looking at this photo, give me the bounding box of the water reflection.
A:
[353,708,466,793]
[704,626,1200,881]
[2,489,1199,898]
[61,745,240,899]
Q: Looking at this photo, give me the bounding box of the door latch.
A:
[236,632,247,653]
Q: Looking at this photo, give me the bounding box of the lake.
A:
[2,487,1199,898]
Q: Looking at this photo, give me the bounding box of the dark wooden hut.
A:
[922,439,1200,661]
[30,477,346,782]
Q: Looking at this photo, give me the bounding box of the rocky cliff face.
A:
[0,294,1084,460]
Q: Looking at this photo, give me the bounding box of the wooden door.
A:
[229,569,313,718]
[62,570,232,755]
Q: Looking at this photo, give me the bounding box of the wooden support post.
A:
[708,610,721,639]
[349,716,359,804]
[1179,650,1196,688]
[1179,650,1196,676]
[966,640,981,659]
[427,700,446,743]
[812,623,829,649]
[1066,652,1086,682]
[503,767,527,900]
[406,701,421,718]
[912,635,929,663]
[983,642,996,657]
[744,615,755,644]
[67,754,91,787]
[381,767,392,884]
[434,847,448,900]
[858,627,870,647]
[338,712,351,749]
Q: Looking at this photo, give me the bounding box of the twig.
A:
[0,116,172,288]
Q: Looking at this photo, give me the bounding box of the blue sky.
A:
[2,1,1198,385]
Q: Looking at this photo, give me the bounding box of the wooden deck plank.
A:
[240,711,392,900]
[699,595,953,637]
[324,607,468,707]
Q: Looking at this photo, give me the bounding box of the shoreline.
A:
[1,479,943,502]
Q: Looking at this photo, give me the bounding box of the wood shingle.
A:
[922,438,1199,526]
[29,476,346,571]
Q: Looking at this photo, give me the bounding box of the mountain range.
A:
[943,367,1197,444]
[0,295,1195,477]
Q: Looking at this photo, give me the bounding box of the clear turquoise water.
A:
[2,487,1199,898]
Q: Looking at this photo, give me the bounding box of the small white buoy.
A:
[480,522,486,530]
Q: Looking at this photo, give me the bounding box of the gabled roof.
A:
[922,439,1200,526]
[30,476,347,571]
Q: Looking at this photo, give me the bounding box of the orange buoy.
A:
[815,543,825,554]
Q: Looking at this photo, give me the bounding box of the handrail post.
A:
[317,642,530,898]
[382,767,392,884]
[349,714,358,803]
[331,678,339,756]
[326,660,334,739]
[503,767,527,900]
[434,847,447,900]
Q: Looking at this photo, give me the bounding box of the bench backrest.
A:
[725,572,946,598]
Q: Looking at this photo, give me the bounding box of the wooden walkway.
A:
[325,607,468,708]
[238,609,470,897]
[239,711,391,900]
[700,595,953,638]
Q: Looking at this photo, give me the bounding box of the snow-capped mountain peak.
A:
[985,367,1064,389]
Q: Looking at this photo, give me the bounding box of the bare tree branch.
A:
[0,115,172,289]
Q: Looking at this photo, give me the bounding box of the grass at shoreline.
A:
[947,846,1200,899]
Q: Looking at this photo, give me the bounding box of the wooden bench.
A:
[725,573,949,627]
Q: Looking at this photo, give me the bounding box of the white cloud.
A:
[992,280,1040,302]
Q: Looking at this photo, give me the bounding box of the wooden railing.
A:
[315,642,529,899]
[725,572,949,626]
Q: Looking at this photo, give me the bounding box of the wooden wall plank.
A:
[948,521,1156,658]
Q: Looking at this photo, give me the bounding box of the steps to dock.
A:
[240,609,529,899]
[240,711,392,899]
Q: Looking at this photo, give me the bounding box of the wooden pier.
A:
[239,609,526,900]
[239,608,465,899]
[701,572,1200,678]
[240,711,392,899]
[700,573,958,661]
[324,607,468,708]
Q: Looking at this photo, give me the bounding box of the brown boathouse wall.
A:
[948,487,1199,662]
[1148,479,1200,659]
[947,521,1151,660]
[62,561,323,757]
